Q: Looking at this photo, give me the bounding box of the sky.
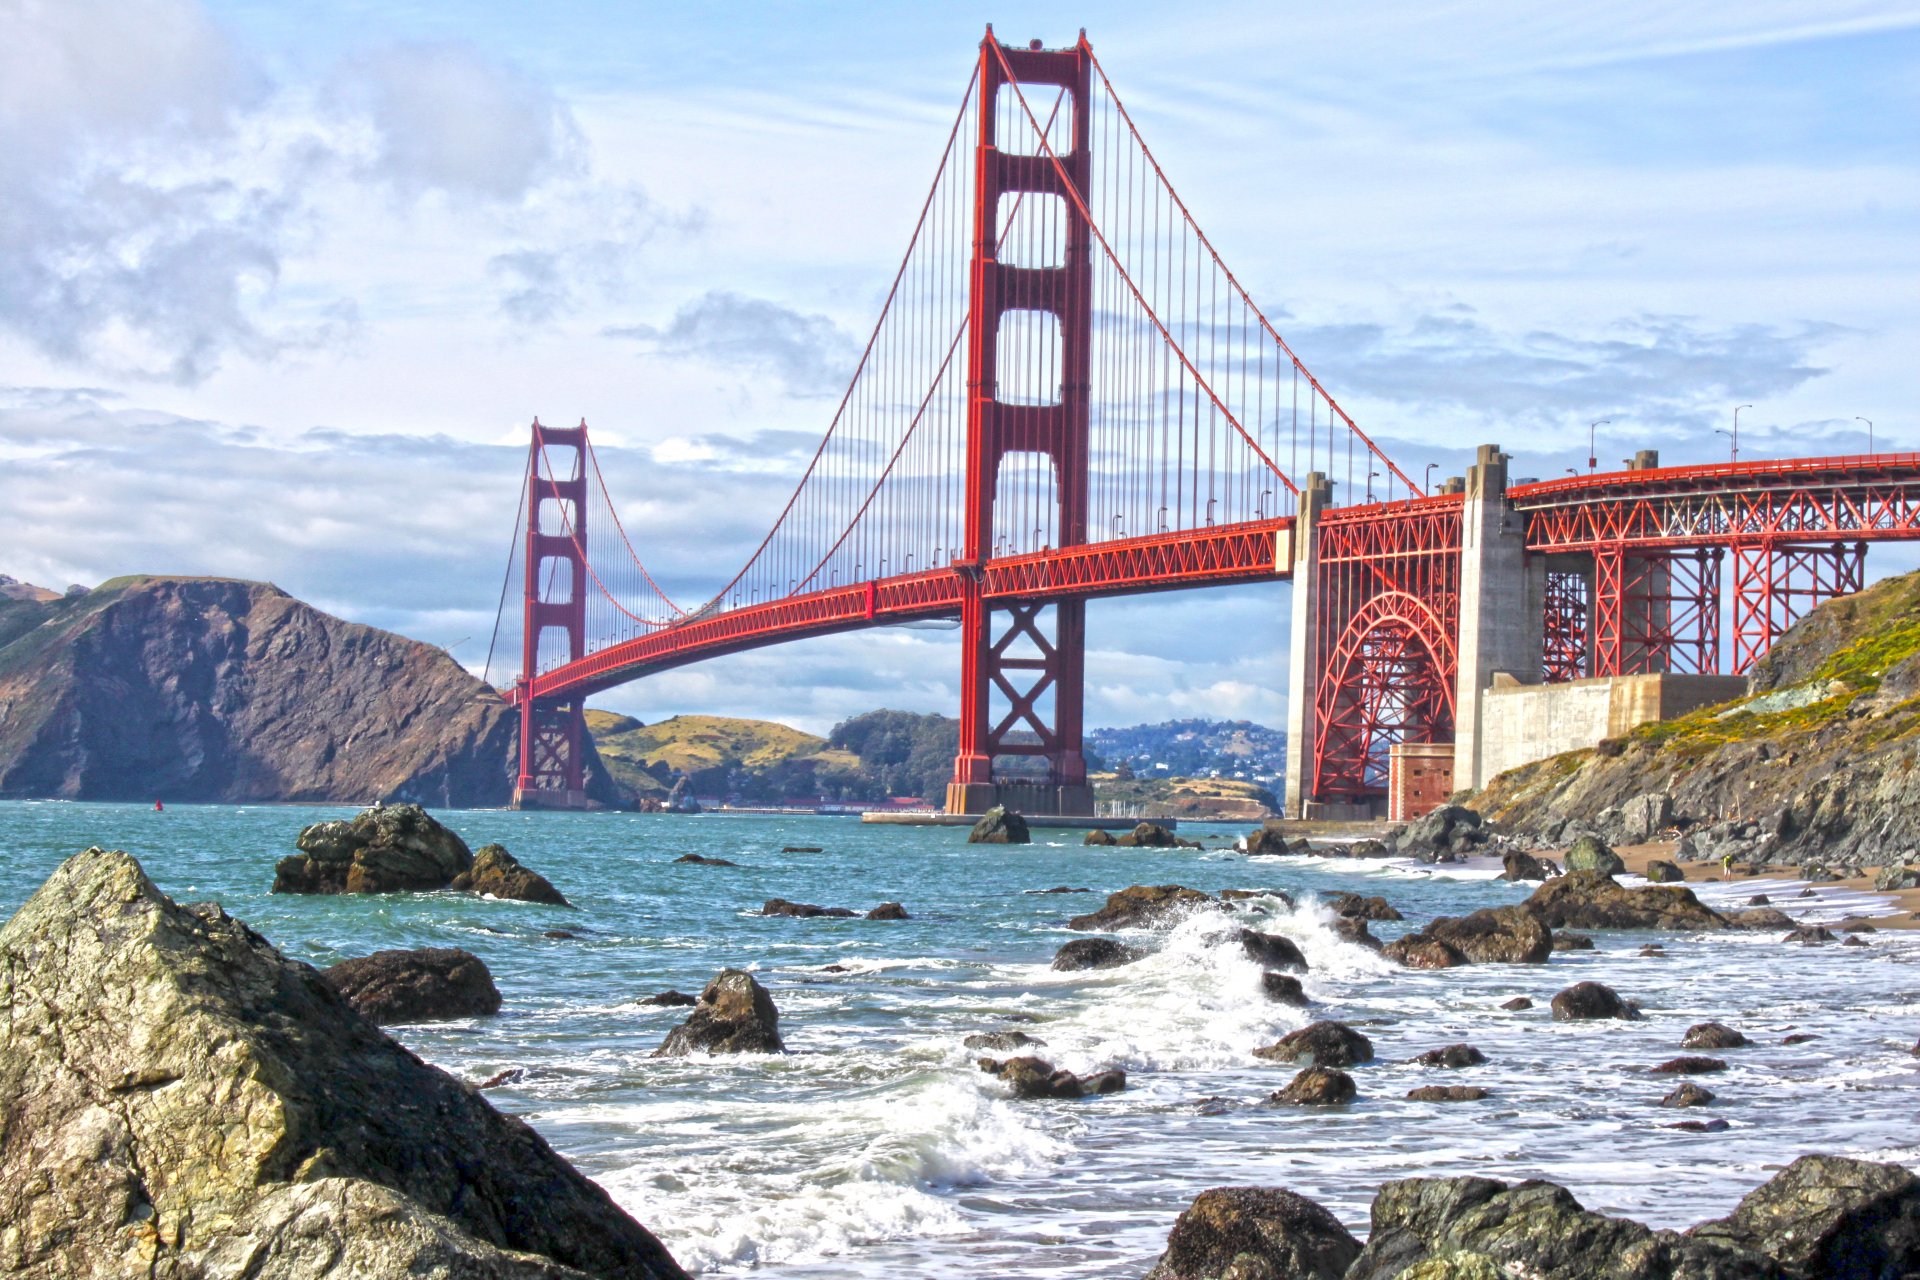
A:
[1,1,1915,734]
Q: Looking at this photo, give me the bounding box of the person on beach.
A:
[1721,851,1734,878]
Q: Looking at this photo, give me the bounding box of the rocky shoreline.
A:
[3,794,1915,1276]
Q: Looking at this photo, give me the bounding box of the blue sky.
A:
[1,1,1915,733]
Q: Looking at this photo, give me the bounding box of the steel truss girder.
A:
[1307,499,1464,804]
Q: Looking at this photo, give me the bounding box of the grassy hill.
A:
[584,710,860,801]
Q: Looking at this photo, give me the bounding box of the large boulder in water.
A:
[1052,937,1142,971]
[978,1055,1126,1100]
[1143,1186,1361,1280]
[1068,884,1217,930]
[968,805,1031,844]
[275,802,473,894]
[0,847,688,1279]
[450,843,571,906]
[1253,1020,1374,1068]
[1690,1154,1920,1276]
[1345,1175,1776,1279]
[322,947,502,1024]
[1118,821,1186,848]
[1525,871,1727,931]
[1550,980,1640,1021]
[652,968,784,1056]
[1392,906,1552,965]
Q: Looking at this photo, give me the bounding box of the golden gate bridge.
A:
[488,29,1920,816]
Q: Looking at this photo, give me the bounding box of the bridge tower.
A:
[513,419,590,810]
[945,31,1096,818]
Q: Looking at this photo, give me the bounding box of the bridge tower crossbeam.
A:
[514,420,590,810]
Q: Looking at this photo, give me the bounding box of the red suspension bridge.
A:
[494,30,1920,816]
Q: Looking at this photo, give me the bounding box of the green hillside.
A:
[584,710,861,801]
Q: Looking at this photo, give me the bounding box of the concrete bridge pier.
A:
[1282,473,1332,820]
[1452,444,1545,793]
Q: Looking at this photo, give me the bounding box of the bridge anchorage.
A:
[497,29,1919,818]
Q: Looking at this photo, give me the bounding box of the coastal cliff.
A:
[1471,569,1920,871]
[0,575,617,806]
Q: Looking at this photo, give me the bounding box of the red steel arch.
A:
[1311,591,1457,799]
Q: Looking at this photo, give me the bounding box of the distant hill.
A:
[580,708,1285,813]
[0,575,60,604]
[1088,718,1286,783]
[585,711,861,801]
[0,575,620,805]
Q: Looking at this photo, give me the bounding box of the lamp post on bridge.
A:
[1588,419,1610,473]
[1423,463,1437,495]
[1857,416,1874,456]
[1366,469,1380,502]
[1722,404,1752,463]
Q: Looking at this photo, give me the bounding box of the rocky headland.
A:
[1471,569,1920,876]
[0,846,687,1278]
[0,575,622,805]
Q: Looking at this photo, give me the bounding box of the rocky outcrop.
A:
[1052,937,1143,971]
[1388,905,1552,967]
[1270,1066,1356,1106]
[1564,835,1627,875]
[0,576,621,805]
[1085,828,1117,846]
[1326,892,1403,921]
[1645,858,1686,883]
[1684,1022,1752,1050]
[1690,1154,1920,1276]
[273,805,569,905]
[0,847,687,1279]
[1413,1044,1487,1068]
[451,843,572,906]
[1142,1186,1361,1280]
[963,1030,1046,1052]
[1663,1082,1716,1108]
[1254,1020,1374,1068]
[866,901,910,920]
[1500,850,1550,881]
[653,969,784,1056]
[1068,884,1217,930]
[275,803,474,894]
[1471,571,1920,873]
[968,805,1031,844]
[1262,973,1309,1005]
[1387,804,1490,861]
[1239,928,1309,972]
[1524,870,1727,931]
[1118,821,1195,848]
[977,1055,1126,1099]
[1345,1175,1775,1279]
[322,948,502,1024]
[1550,980,1640,1021]
[761,898,857,918]
[674,853,738,866]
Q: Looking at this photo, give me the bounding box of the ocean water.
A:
[2,801,1917,1276]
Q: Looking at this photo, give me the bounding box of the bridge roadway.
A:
[520,451,1920,704]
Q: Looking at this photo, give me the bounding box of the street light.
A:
[1423,463,1437,494]
[1589,419,1610,473]
[1729,404,1752,462]
[1367,469,1380,502]
[1857,416,1875,456]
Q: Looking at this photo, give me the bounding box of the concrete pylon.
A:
[1282,473,1332,818]
[1453,444,1544,792]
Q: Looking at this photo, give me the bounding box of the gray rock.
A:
[1068,884,1218,930]
[762,897,857,918]
[1346,1175,1778,1280]
[1413,1044,1487,1069]
[1564,835,1627,876]
[0,847,688,1279]
[322,948,501,1024]
[1406,1085,1490,1102]
[1550,980,1640,1021]
[1644,859,1686,883]
[1683,1022,1752,1050]
[275,803,474,895]
[653,969,784,1056]
[1662,1082,1716,1108]
[963,1030,1046,1052]
[866,902,910,920]
[451,842,571,906]
[968,805,1031,844]
[1501,850,1550,881]
[1261,972,1309,1006]
[978,1055,1125,1099]
[1051,937,1143,971]
[1269,1066,1356,1106]
[1239,928,1309,972]
[1143,1186,1361,1280]
[1691,1154,1920,1277]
